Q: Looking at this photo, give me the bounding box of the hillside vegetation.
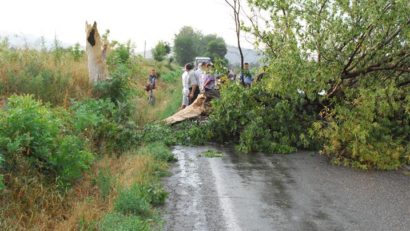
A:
[0,38,182,230]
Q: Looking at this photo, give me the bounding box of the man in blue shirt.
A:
[240,63,253,87]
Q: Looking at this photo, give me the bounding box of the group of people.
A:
[146,61,264,109]
[181,62,216,109]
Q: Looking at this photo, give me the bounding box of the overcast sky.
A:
[0,0,255,51]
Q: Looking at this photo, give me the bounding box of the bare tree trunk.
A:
[85,21,107,85]
[225,0,244,70]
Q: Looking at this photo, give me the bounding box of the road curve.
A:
[162,145,410,231]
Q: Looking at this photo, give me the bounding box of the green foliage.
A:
[173,26,201,65]
[0,155,4,190]
[140,142,177,162]
[70,43,84,61]
[202,34,228,60]
[106,43,132,66]
[71,99,140,153]
[202,150,224,158]
[152,41,171,62]
[114,182,167,216]
[93,63,133,107]
[173,26,228,65]
[160,70,182,83]
[0,95,94,187]
[314,85,410,170]
[208,84,315,154]
[98,213,149,231]
[96,168,113,200]
[115,185,152,216]
[230,0,410,169]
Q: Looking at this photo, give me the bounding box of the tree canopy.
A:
[173,26,228,65]
[208,0,410,170]
[152,41,171,62]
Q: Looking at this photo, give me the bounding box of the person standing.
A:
[146,69,157,104]
[186,63,199,105]
[195,62,207,92]
[203,63,216,92]
[181,65,190,109]
[240,63,253,87]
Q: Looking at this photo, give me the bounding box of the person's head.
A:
[150,69,156,76]
[201,62,207,70]
[244,63,249,70]
[185,63,194,71]
[206,63,213,72]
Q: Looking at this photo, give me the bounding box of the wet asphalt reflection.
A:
[162,145,410,231]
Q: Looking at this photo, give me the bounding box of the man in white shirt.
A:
[181,65,190,109]
[195,62,206,92]
[187,63,199,104]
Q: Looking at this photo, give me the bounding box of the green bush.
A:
[96,168,113,200]
[142,123,177,146]
[315,86,410,170]
[0,155,4,190]
[114,184,151,216]
[71,99,140,154]
[141,142,176,162]
[114,182,168,216]
[208,84,316,154]
[98,212,149,231]
[93,64,133,108]
[0,95,94,187]
[160,70,182,83]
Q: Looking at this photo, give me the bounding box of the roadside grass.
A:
[55,144,173,230]
[201,150,224,158]
[133,69,182,125]
[0,42,181,230]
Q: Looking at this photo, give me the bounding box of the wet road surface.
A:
[162,145,410,231]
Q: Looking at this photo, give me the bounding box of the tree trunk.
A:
[85,21,107,85]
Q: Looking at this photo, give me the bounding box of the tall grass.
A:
[0,38,180,230]
[0,39,91,106]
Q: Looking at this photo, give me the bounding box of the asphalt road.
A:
[162,145,410,231]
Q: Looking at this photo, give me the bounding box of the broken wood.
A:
[85,21,108,84]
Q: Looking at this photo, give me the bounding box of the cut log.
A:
[164,94,207,124]
[85,21,108,84]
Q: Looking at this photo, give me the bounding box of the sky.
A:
[0,0,255,51]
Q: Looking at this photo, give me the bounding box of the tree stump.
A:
[85,21,108,84]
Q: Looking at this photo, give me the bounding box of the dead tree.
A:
[225,0,244,71]
[85,21,108,84]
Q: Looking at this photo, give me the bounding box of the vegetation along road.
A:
[163,146,410,231]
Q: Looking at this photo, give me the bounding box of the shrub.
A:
[93,63,133,108]
[208,84,316,154]
[98,213,149,231]
[160,70,182,83]
[0,95,94,187]
[315,86,410,170]
[0,155,4,190]
[96,168,113,200]
[71,99,140,154]
[140,142,176,162]
[114,184,151,216]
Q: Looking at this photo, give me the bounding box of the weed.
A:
[201,150,224,158]
[98,212,150,231]
[114,184,152,216]
[141,142,177,162]
[96,168,113,200]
